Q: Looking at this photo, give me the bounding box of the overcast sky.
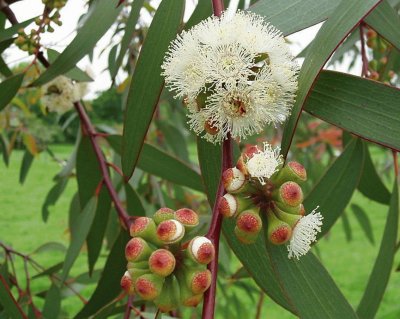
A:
[4,0,359,98]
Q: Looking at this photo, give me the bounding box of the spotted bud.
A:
[156,220,185,244]
[153,207,175,224]
[184,268,212,294]
[273,181,303,207]
[130,217,161,245]
[222,167,248,194]
[218,193,252,218]
[125,237,153,262]
[135,274,164,301]
[236,210,262,235]
[273,161,307,185]
[149,249,176,277]
[154,275,180,312]
[267,210,292,245]
[121,271,135,295]
[174,208,199,230]
[176,270,203,307]
[188,236,215,265]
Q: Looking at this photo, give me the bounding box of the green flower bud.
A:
[176,270,203,307]
[274,200,303,215]
[266,209,292,245]
[127,260,149,270]
[187,236,215,265]
[125,237,153,262]
[272,203,301,228]
[153,207,175,224]
[222,167,248,194]
[120,271,135,295]
[156,220,185,244]
[130,217,162,245]
[154,275,180,312]
[272,181,303,207]
[234,226,259,244]
[184,268,212,295]
[127,267,151,282]
[135,274,165,301]
[272,161,307,185]
[148,249,176,277]
[174,208,199,230]
[218,193,252,218]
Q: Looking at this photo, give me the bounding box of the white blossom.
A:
[245,142,283,185]
[287,208,323,259]
[41,76,87,114]
[162,11,298,143]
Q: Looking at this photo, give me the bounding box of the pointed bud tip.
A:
[149,249,176,277]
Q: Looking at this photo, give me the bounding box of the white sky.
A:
[3,0,360,98]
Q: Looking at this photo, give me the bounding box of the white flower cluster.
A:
[162,11,298,143]
[41,76,87,114]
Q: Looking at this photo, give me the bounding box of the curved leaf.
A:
[0,275,27,319]
[0,17,36,43]
[42,284,61,319]
[0,74,24,111]
[305,70,400,152]
[121,0,185,178]
[352,204,375,245]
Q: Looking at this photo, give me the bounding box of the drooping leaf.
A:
[125,183,145,216]
[0,74,24,112]
[32,0,122,86]
[31,262,64,280]
[121,0,185,178]
[352,204,375,245]
[61,197,97,281]
[304,139,364,239]
[76,136,102,208]
[42,284,61,319]
[281,0,382,156]
[341,212,353,242]
[87,185,112,275]
[357,181,399,318]
[0,55,12,77]
[32,242,67,255]
[0,17,36,42]
[19,150,34,185]
[0,275,27,319]
[358,142,390,204]
[42,178,69,222]
[0,134,9,167]
[111,0,145,80]
[305,70,400,152]
[74,230,130,319]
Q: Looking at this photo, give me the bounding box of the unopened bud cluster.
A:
[14,2,64,55]
[121,208,215,311]
[218,142,323,259]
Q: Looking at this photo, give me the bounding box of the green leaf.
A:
[61,197,97,281]
[365,0,400,51]
[0,55,13,77]
[31,262,63,280]
[156,121,190,163]
[184,1,212,30]
[0,134,9,167]
[74,230,130,319]
[0,74,24,112]
[47,49,93,82]
[125,183,146,216]
[358,142,390,204]
[76,136,102,208]
[42,284,61,319]
[32,0,122,86]
[19,150,34,185]
[352,204,375,245]
[111,0,145,80]
[281,0,382,156]
[341,212,353,242]
[121,0,185,178]
[304,139,364,239]
[42,178,69,222]
[0,275,27,319]
[32,242,67,255]
[87,185,112,275]
[305,70,400,152]
[0,17,36,43]
[357,181,399,318]
[249,0,339,36]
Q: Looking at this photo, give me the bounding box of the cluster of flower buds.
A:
[42,0,67,10]
[218,142,323,259]
[365,28,395,83]
[121,208,215,312]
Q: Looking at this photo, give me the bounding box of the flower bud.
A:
[236,210,262,235]
[156,220,185,244]
[267,210,292,245]
[153,207,175,224]
[187,236,215,264]
[274,200,303,215]
[120,271,135,295]
[149,249,176,277]
[273,181,303,207]
[366,29,377,39]
[222,167,248,194]
[130,217,161,245]
[273,161,307,185]
[154,275,180,312]
[174,208,199,230]
[234,226,259,244]
[125,237,153,262]
[218,194,252,218]
[127,267,151,281]
[176,271,203,307]
[272,203,301,228]
[135,274,165,301]
[185,269,212,294]
[127,260,149,270]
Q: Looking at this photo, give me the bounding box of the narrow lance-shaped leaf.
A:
[281,0,382,156]
[304,70,400,152]
[352,204,375,245]
[0,17,36,42]
[42,178,69,222]
[357,180,399,318]
[121,0,185,178]
[19,150,34,185]
[42,284,61,319]
[32,0,122,86]
[0,74,24,112]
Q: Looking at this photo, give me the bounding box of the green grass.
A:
[1,145,400,318]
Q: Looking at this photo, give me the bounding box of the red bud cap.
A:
[267,211,292,245]
[156,220,185,244]
[188,269,212,294]
[149,249,176,277]
[236,210,262,234]
[125,237,152,262]
[275,181,303,207]
[121,271,135,295]
[130,217,160,245]
[174,208,199,229]
[153,207,175,224]
[188,236,215,264]
[135,274,164,301]
[287,161,307,181]
[222,167,247,194]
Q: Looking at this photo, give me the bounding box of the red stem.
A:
[359,22,369,77]
[1,2,131,230]
[0,275,28,319]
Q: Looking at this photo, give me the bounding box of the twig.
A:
[123,295,134,319]
[255,292,265,319]
[359,22,369,78]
